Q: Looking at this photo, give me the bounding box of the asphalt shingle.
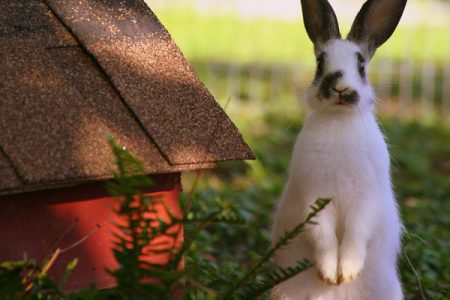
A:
[0,0,254,195]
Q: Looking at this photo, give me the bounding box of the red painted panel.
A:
[0,174,182,292]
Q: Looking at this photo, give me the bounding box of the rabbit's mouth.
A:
[331,91,359,106]
[334,98,350,106]
[335,96,346,106]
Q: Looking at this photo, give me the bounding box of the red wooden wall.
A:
[0,173,182,292]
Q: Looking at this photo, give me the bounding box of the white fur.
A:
[271,39,402,300]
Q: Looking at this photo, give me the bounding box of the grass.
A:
[154,9,450,66]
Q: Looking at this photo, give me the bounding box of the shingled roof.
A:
[0,0,254,195]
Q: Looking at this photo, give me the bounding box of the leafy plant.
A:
[0,253,76,299]
[105,138,330,299]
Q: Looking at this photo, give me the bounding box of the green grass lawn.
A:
[155,9,450,66]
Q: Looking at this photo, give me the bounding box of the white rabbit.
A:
[272,0,407,299]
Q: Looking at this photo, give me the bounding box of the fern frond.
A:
[184,210,246,224]
[272,198,331,255]
[236,259,312,299]
[169,212,216,269]
[221,198,331,299]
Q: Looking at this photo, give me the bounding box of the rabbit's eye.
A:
[359,62,365,74]
[356,52,366,79]
[314,52,326,81]
[317,58,324,71]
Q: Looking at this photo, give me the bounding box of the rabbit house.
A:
[0,0,253,291]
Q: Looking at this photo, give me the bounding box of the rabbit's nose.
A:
[332,87,349,94]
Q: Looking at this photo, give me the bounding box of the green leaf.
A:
[60,258,78,290]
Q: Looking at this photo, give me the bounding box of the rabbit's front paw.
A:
[316,252,339,285]
[338,250,365,284]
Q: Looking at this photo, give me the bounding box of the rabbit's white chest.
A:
[289,111,388,205]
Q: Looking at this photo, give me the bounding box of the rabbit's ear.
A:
[347,0,407,58]
[301,0,341,53]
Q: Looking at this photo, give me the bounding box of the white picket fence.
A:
[194,58,450,119]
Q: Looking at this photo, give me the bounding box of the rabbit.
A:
[271,0,407,299]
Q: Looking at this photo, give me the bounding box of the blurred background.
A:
[148,1,449,299]
[149,0,450,121]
